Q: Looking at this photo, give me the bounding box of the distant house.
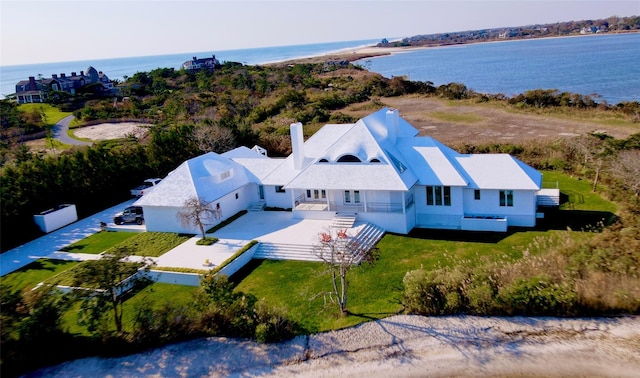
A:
[136,108,552,235]
[181,55,220,71]
[14,66,113,104]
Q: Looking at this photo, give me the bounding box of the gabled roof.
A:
[454,154,542,190]
[278,109,418,191]
[223,146,284,182]
[397,137,468,186]
[135,152,256,207]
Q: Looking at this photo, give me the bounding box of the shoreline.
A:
[277,30,640,65]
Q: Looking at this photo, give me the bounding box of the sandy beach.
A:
[29,314,640,377]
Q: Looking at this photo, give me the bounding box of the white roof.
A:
[135,152,256,207]
[454,154,541,190]
[397,137,468,186]
[223,146,284,181]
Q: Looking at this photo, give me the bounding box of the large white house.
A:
[136,108,545,234]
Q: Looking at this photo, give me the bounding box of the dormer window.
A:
[318,158,329,163]
[220,170,231,181]
[337,154,361,163]
[370,158,381,163]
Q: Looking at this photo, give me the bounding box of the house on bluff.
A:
[14,66,113,104]
[136,108,548,235]
[181,55,220,71]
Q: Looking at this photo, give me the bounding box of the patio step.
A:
[248,200,266,212]
[348,223,385,264]
[253,222,385,264]
[254,243,322,262]
[331,213,357,229]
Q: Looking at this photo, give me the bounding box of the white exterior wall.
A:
[414,186,464,229]
[264,185,292,209]
[33,204,78,233]
[143,184,256,233]
[462,189,537,227]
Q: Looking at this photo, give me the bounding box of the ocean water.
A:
[0,39,381,99]
[362,33,640,104]
[2,34,639,104]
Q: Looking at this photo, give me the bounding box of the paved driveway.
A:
[53,115,92,146]
[0,199,137,276]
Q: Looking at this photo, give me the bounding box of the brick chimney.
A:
[71,72,76,77]
[28,76,37,90]
[52,74,58,79]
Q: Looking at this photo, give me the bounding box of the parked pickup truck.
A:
[113,206,144,225]
[130,178,161,197]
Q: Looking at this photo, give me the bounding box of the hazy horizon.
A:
[1,0,638,66]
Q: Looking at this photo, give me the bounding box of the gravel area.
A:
[72,122,150,141]
[27,315,640,377]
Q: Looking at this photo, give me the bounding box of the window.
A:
[220,170,231,180]
[426,186,451,206]
[337,154,361,162]
[500,190,514,207]
[474,190,481,200]
[344,190,351,203]
[354,190,360,203]
[235,193,239,200]
[307,189,326,200]
[275,186,286,193]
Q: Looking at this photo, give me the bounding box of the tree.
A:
[611,149,640,196]
[72,246,154,334]
[191,124,236,153]
[178,196,220,240]
[313,228,378,314]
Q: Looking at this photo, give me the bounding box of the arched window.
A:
[369,158,381,163]
[318,158,329,163]
[337,154,361,163]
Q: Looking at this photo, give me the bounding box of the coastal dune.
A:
[30,315,640,377]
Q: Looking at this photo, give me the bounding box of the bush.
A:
[498,275,578,316]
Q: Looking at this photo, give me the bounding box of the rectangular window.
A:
[435,186,443,206]
[306,189,311,198]
[500,190,514,207]
[354,190,360,203]
[426,186,451,206]
[474,190,481,200]
[275,186,286,193]
[321,190,326,199]
[235,193,239,200]
[344,190,351,203]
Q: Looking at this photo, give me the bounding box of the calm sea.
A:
[2,34,639,104]
[363,33,640,104]
[0,39,381,99]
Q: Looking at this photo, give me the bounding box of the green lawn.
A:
[61,231,138,254]
[18,103,71,124]
[0,259,80,293]
[115,232,193,257]
[235,170,618,332]
[61,231,193,257]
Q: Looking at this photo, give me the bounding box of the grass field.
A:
[0,259,80,293]
[61,231,139,254]
[2,171,618,335]
[18,103,71,125]
[234,171,618,332]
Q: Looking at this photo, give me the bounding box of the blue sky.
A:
[1,0,638,66]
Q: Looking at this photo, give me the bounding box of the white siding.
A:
[414,185,464,229]
[264,185,292,209]
[462,189,537,227]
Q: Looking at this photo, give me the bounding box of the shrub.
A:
[497,275,578,316]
